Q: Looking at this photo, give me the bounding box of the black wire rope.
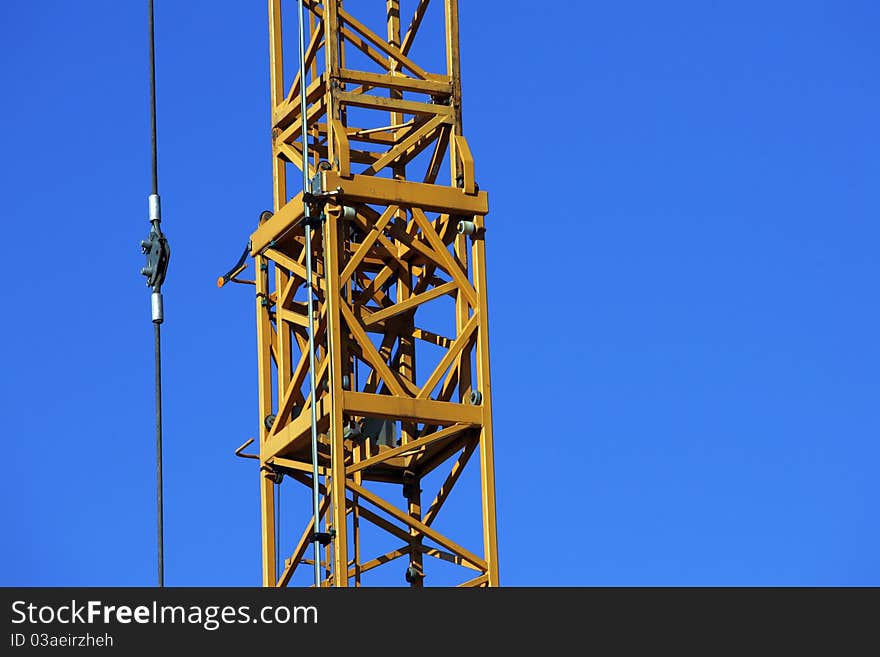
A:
[148,0,164,588]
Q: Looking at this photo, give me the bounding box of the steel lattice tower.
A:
[233,0,498,587]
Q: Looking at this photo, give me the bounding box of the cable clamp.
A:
[260,465,284,484]
[140,205,170,291]
[299,167,343,229]
[302,190,340,206]
[300,211,326,229]
[405,563,424,583]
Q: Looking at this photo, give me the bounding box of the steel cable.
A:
[148,0,164,587]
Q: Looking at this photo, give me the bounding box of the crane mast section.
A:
[253,0,498,588]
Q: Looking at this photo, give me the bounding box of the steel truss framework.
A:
[242,0,498,587]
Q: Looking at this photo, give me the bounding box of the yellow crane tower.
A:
[223,0,498,587]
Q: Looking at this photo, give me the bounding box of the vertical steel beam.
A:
[268,0,286,208]
[324,203,349,586]
[471,216,500,586]
[445,0,464,133]
[256,253,277,586]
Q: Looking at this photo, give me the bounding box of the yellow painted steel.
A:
[248,0,498,587]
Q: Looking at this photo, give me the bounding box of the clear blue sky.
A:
[2,1,878,586]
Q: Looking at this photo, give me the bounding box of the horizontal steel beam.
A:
[250,193,305,254]
[342,391,483,425]
[323,172,488,215]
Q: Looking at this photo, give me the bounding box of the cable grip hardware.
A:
[300,167,344,229]
[140,200,170,291]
